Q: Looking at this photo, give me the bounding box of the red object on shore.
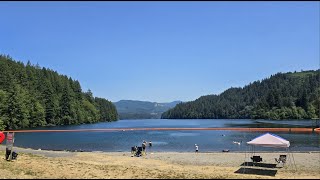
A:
[0,132,5,144]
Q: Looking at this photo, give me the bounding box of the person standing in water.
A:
[149,141,152,147]
[142,140,147,155]
[195,144,199,153]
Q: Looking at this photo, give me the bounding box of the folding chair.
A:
[251,156,262,163]
[275,155,287,166]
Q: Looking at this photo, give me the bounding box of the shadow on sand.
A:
[234,167,278,176]
[240,162,278,168]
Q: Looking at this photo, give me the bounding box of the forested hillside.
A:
[0,55,118,130]
[162,70,319,120]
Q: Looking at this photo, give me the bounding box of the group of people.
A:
[142,140,152,154]
[131,140,152,157]
[133,141,199,155]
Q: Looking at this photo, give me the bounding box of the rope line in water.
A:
[3,127,320,133]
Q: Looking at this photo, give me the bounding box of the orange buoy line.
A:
[2,127,319,133]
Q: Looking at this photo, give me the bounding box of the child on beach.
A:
[195,144,199,153]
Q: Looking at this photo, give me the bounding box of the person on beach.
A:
[142,140,147,155]
[132,146,137,155]
[149,141,152,147]
[195,144,199,153]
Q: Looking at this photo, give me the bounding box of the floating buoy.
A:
[1,127,316,133]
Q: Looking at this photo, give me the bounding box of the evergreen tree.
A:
[5,85,29,129]
[29,98,46,127]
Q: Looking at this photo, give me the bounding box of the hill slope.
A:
[114,100,182,119]
[161,70,319,120]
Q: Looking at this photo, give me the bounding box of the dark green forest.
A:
[0,55,118,130]
[162,70,320,120]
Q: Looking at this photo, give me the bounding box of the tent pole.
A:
[242,144,248,174]
[252,145,254,158]
[286,147,290,168]
[289,148,297,172]
[286,148,291,170]
[244,145,247,165]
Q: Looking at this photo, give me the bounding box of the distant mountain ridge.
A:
[113,100,182,119]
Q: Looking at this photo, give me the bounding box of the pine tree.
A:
[29,98,46,127]
[6,85,29,129]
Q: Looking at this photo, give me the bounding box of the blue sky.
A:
[0,2,319,103]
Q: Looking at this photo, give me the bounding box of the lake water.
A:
[10,119,320,152]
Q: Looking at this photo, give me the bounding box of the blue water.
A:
[9,119,320,152]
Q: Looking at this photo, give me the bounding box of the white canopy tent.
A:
[247,133,290,148]
[244,133,296,171]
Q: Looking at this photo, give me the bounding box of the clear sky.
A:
[0,1,319,103]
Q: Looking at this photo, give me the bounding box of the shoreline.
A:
[4,145,320,154]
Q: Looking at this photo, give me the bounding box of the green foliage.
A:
[82,99,100,123]
[29,99,46,127]
[0,54,118,130]
[6,85,29,129]
[162,70,320,120]
[95,97,118,121]
[0,90,7,131]
[0,119,6,131]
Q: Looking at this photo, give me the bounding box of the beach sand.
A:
[0,146,319,179]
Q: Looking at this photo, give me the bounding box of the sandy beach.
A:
[0,146,319,179]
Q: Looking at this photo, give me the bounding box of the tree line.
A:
[162,70,320,120]
[0,54,118,130]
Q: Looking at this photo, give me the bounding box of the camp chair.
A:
[275,155,287,164]
[251,156,262,163]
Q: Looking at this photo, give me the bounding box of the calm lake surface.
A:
[11,119,320,152]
